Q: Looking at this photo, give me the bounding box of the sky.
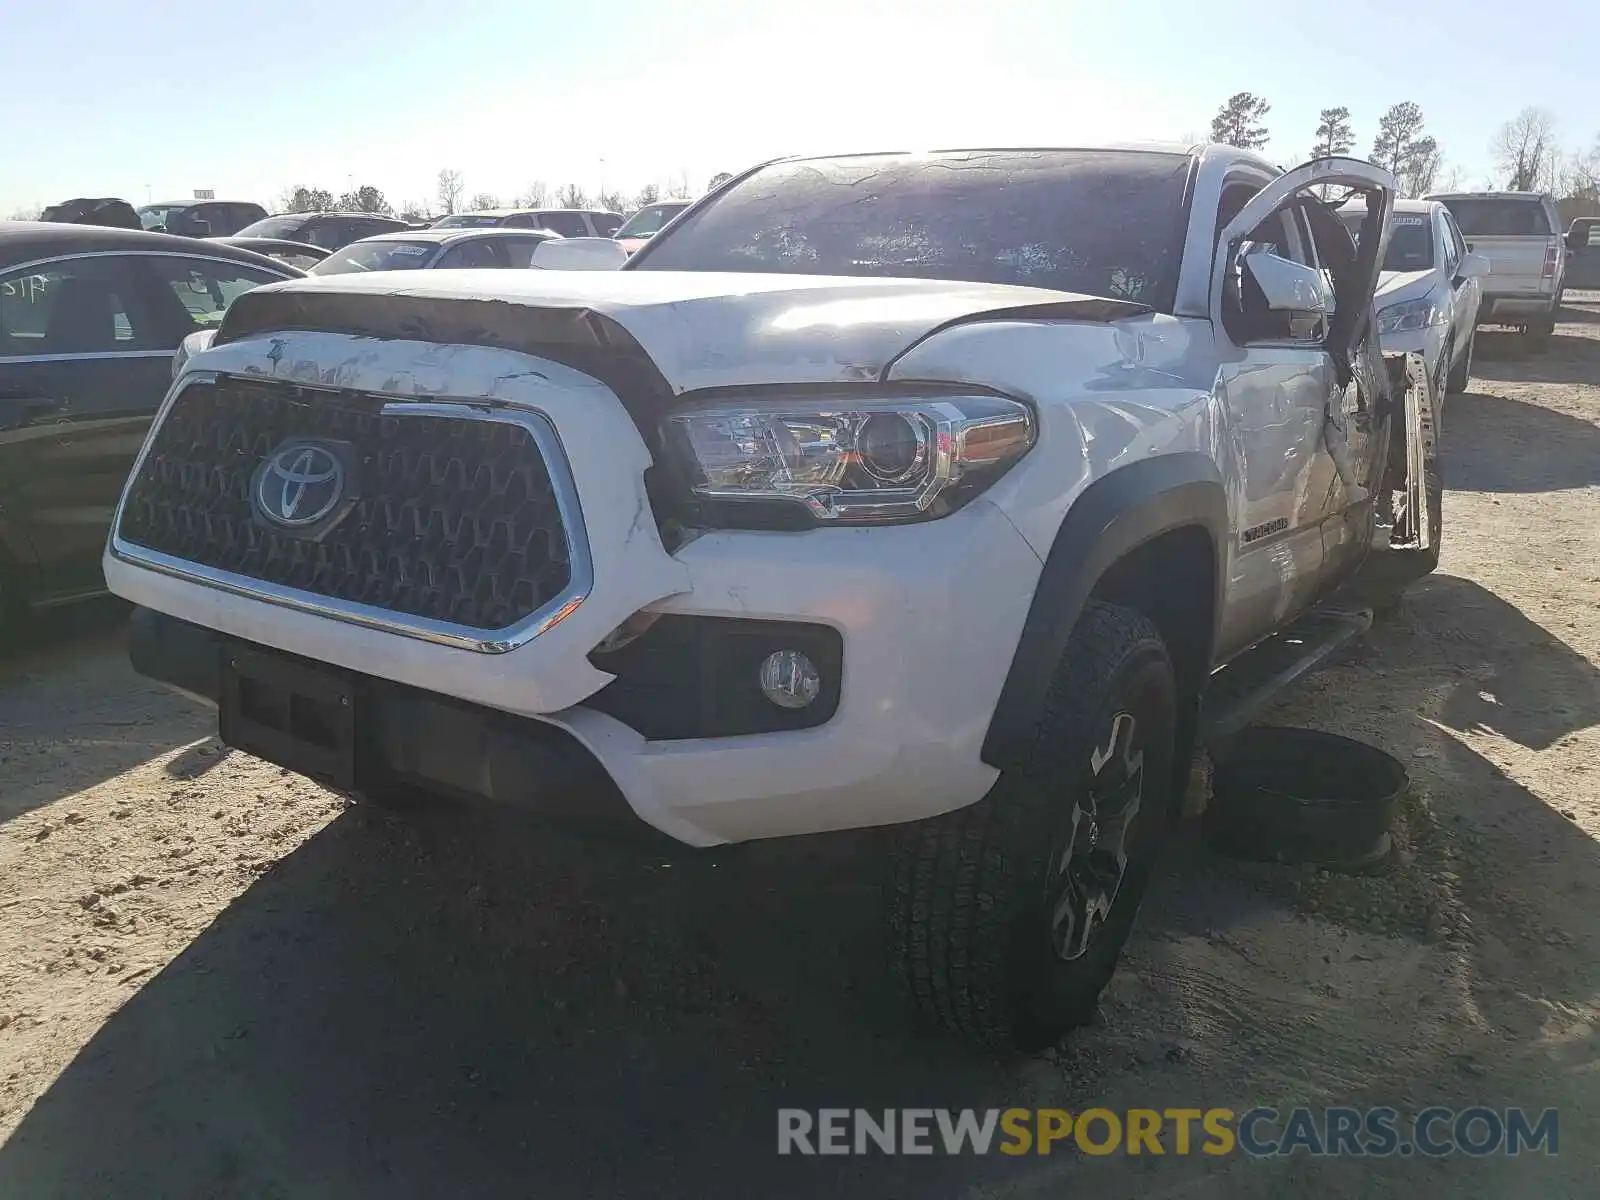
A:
[5,0,1599,216]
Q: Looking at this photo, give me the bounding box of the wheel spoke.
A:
[1049,709,1147,962]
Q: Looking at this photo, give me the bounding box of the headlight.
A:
[664,394,1035,525]
[1377,293,1447,334]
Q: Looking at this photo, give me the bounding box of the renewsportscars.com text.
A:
[777,1106,1559,1158]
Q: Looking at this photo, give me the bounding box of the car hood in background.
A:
[1375,268,1437,306]
[211,270,1151,401]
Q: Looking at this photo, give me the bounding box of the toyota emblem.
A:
[254,442,345,528]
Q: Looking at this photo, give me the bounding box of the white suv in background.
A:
[1340,198,1486,397]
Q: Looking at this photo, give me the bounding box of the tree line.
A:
[278,168,734,222]
[1209,92,1600,214]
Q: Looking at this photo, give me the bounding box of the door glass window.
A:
[535,212,589,237]
[434,239,505,269]
[0,256,156,356]
[1438,213,1460,276]
[303,220,347,249]
[147,256,288,331]
[501,234,555,267]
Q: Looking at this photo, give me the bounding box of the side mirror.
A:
[529,237,629,271]
[1456,252,1490,281]
[172,328,216,379]
[1239,246,1334,316]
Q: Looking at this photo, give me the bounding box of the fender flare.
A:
[981,452,1229,770]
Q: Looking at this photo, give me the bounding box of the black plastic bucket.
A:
[1202,726,1408,870]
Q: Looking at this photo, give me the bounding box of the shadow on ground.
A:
[5,319,1600,1198]
[1470,322,1600,388]
[2,571,1599,1198]
[0,598,210,825]
[1441,389,1600,492]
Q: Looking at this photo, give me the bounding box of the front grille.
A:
[117,379,573,632]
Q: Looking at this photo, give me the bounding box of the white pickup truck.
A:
[1425,191,1567,350]
[106,144,1439,1054]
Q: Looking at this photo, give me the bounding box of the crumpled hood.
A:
[1375,268,1436,305]
[215,269,1148,399]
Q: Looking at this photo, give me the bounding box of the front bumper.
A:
[128,605,645,828]
[116,496,1041,847]
[1377,323,1449,386]
[1478,292,1557,322]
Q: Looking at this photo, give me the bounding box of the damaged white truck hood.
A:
[215,269,1149,396]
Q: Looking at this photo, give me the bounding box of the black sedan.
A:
[215,236,331,271]
[0,222,302,635]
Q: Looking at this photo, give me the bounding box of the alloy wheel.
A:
[1047,710,1146,962]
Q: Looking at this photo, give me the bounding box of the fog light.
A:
[758,650,821,710]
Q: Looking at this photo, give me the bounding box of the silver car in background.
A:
[308,227,566,274]
[1339,198,1486,397]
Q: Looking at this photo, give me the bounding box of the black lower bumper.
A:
[127,606,641,826]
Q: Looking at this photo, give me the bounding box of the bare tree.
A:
[707,172,733,190]
[1402,137,1442,197]
[7,204,40,220]
[397,200,430,222]
[516,180,549,208]
[1310,106,1354,159]
[597,188,628,215]
[1210,93,1271,150]
[1433,163,1468,194]
[335,185,393,215]
[435,168,464,216]
[1560,141,1600,216]
[280,185,333,213]
[468,191,499,211]
[556,182,590,209]
[665,169,693,199]
[1492,107,1559,191]
[633,183,660,209]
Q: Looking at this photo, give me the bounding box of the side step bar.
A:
[1198,605,1373,746]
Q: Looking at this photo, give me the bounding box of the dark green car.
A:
[0,222,299,635]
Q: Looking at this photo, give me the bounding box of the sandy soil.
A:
[2,303,1599,1198]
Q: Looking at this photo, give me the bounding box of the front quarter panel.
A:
[886,313,1235,770]
[886,313,1227,559]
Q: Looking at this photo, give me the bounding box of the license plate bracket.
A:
[219,644,357,789]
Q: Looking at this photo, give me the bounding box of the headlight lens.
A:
[664,394,1035,524]
[1377,293,1447,334]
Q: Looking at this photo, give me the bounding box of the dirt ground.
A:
[2,303,1599,1199]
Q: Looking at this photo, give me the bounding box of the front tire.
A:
[886,602,1177,1055]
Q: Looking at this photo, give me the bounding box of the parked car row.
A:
[35,191,709,257]
[430,207,622,237]
[0,224,302,623]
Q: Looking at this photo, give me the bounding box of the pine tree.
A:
[1210,93,1272,150]
[1311,107,1354,159]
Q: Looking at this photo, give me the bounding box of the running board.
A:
[1199,606,1373,745]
